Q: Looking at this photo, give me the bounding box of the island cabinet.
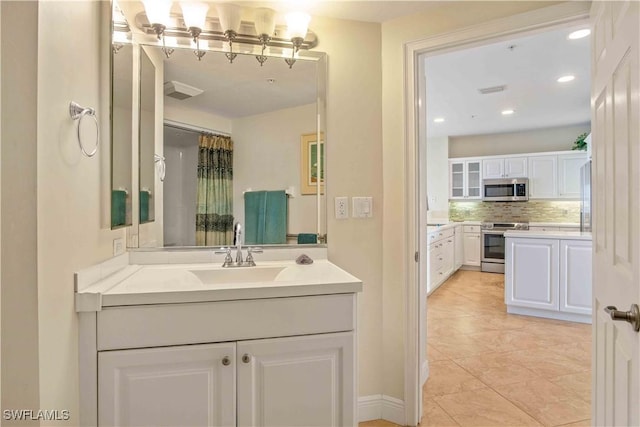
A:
[505,236,592,323]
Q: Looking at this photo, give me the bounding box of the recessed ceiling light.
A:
[501,109,515,116]
[433,117,445,123]
[568,29,591,40]
[557,75,575,83]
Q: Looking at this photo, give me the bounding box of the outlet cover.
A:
[113,238,125,256]
[352,197,373,218]
[335,197,348,219]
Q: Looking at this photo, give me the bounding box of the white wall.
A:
[232,103,317,237]
[449,122,591,158]
[426,137,449,220]
[34,2,125,424]
[1,2,40,422]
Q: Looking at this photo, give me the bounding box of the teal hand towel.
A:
[111,190,127,227]
[264,190,287,244]
[139,190,150,223]
[297,233,317,244]
[244,191,266,245]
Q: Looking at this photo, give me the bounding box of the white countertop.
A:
[529,222,580,228]
[76,260,363,311]
[504,230,592,241]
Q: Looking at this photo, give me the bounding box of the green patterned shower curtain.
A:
[196,134,234,246]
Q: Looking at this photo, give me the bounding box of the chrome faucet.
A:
[234,222,243,265]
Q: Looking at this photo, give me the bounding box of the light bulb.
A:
[181,2,208,30]
[286,12,310,40]
[142,0,172,26]
[255,8,276,38]
[216,3,242,34]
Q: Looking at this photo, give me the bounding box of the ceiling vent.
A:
[164,81,204,100]
[478,85,506,95]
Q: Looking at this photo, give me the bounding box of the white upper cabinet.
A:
[483,157,527,179]
[449,160,482,199]
[558,153,588,198]
[528,155,558,199]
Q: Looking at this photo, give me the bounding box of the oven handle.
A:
[481,230,507,235]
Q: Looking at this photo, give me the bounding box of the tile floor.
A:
[361,270,592,427]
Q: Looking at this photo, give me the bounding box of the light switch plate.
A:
[335,197,349,219]
[352,197,373,218]
[113,238,125,256]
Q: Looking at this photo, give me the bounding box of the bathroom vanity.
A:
[76,250,362,427]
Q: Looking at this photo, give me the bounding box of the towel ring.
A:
[69,101,99,157]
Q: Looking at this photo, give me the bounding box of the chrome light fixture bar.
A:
[134,9,317,68]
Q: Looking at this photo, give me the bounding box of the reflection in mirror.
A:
[154,47,326,247]
[110,4,132,229]
[139,47,155,224]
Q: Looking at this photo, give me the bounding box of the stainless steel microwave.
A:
[482,178,529,201]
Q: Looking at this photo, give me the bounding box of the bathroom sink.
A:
[189,266,286,285]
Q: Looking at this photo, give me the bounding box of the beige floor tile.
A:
[434,388,542,426]
[421,398,460,426]
[427,344,449,362]
[501,348,588,378]
[358,420,400,427]
[423,360,487,397]
[467,329,548,352]
[428,334,492,359]
[494,379,591,426]
[555,419,591,427]
[549,371,592,403]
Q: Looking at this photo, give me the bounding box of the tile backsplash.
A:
[449,200,581,223]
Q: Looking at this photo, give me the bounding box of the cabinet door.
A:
[483,158,504,179]
[454,226,464,270]
[559,240,592,315]
[463,233,481,266]
[449,161,465,199]
[558,154,587,198]
[528,156,558,198]
[98,343,236,427]
[443,236,455,275]
[466,161,482,199]
[237,332,355,427]
[505,238,559,310]
[504,157,528,177]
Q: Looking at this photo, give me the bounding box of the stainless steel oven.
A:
[481,222,529,273]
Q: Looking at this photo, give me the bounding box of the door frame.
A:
[403,3,590,425]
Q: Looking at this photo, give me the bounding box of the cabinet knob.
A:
[222,356,231,366]
[242,354,251,364]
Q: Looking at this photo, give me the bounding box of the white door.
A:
[98,343,236,427]
[504,157,528,177]
[591,1,640,425]
[483,158,504,179]
[237,332,355,427]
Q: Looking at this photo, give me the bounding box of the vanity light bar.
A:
[134,13,318,52]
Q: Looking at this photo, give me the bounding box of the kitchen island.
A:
[504,230,592,324]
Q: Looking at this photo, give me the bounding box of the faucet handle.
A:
[214,247,233,267]
[245,247,263,266]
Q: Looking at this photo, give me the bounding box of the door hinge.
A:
[414,251,419,262]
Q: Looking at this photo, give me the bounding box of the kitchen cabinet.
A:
[528,155,558,198]
[505,236,591,323]
[454,225,464,270]
[427,227,456,294]
[463,225,481,267]
[449,160,482,199]
[93,293,357,426]
[482,157,527,179]
[558,153,588,198]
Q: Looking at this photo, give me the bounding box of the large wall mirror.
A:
[110,2,327,248]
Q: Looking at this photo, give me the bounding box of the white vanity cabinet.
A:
[77,260,362,427]
[505,235,591,323]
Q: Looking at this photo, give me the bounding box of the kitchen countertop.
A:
[504,230,592,241]
[529,222,580,227]
[75,259,363,311]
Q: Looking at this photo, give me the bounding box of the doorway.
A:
[405,5,592,425]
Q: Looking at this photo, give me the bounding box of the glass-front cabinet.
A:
[449,160,482,200]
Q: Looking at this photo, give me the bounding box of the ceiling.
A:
[425,24,591,138]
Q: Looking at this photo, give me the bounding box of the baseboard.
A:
[421,360,430,386]
[358,395,406,425]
